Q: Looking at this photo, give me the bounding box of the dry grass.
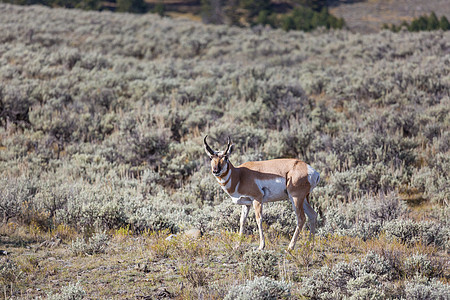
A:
[1,217,446,299]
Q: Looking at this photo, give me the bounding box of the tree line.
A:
[383,12,450,32]
[2,0,345,31]
[202,0,345,31]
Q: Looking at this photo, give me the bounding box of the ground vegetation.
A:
[0,3,448,298]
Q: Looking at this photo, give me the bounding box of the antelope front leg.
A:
[239,205,251,236]
[253,200,265,250]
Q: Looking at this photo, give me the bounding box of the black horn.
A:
[224,136,231,155]
[204,135,215,156]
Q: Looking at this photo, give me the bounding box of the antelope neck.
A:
[215,161,235,187]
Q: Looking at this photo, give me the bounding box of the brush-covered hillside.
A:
[0,3,449,299]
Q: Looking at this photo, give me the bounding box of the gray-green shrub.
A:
[383,219,449,250]
[300,252,448,299]
[47,281,86,300]
[242,250,280,279]
[71,232,109,256]
[0,257,23,286]
[403,253,445,278]
[404,275,450,300]
[225,277,291,300]
[318,193,407,240]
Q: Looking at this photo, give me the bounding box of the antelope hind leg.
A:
[303,194,317,241]
[288,193,307,250]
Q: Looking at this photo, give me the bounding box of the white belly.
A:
[226,178,288,205]
[256,177,288,203]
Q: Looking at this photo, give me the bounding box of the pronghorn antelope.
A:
[204,136,320,250]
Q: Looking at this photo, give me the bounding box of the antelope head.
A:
[204,135,234,176]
